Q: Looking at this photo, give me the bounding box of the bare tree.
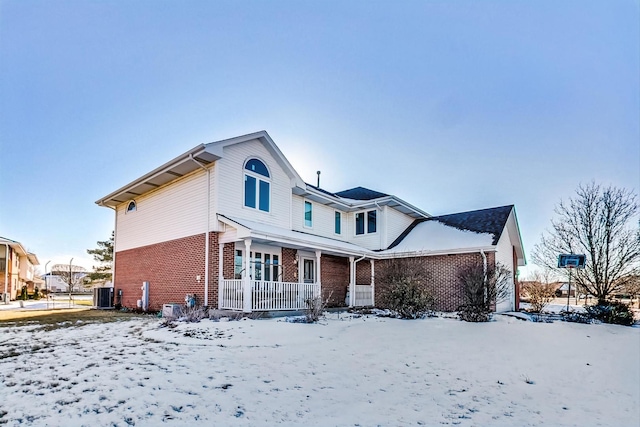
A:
[458,261,511,308]
[532,183,640,303]
[51,264,87,293]
[520,271,557,313]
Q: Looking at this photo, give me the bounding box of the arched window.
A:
[244,158,270,212]
[245,159,270,178]
[126,201,137,213]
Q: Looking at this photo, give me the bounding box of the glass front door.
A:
[303,259,315,283]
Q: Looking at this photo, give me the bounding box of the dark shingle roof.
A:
[335,186,389,200]
[431,205,513,244]
[387,205,514,249]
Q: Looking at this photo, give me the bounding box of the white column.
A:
[243,239,252,313]
[315,250,322,298]
[370,259,375,307]
[349,256,355,307]
[217,242,224,309]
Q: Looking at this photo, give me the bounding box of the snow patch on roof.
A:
[383,220,494,254]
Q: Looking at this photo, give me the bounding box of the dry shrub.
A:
[304,292,332,323]
[522,281,556,313]
[457,261,511,322]
[377,258,435,319]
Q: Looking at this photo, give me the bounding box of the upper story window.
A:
[355,209,377,235]
[244,158,270,212]
[304,201,313,228]
[126,201,137,212]
[335,211,342,234]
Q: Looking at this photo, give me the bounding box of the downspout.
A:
[351,254,366,306]
[480,249,487,305]
[3,244,9,304]
[106,205,118,302]
[190,155,211,307]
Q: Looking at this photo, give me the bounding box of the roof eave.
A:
[96,144,221,208]
[378,245,497,259]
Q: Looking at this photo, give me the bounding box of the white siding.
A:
[291,195,346,240]
[349,209,384,250]
[495,218,515,312]
[386,207,416,247]
[216,139,291,229]
[115,169,209,252]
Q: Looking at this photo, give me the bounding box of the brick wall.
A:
[321,255,350,307]
[356,259,371,285]
[207,232,219,307]
[115,233,221,311]
[375,252,496,312]
[223,243,235,280]
[282,248,297,282]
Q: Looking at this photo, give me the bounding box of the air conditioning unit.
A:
[162,303,182,318]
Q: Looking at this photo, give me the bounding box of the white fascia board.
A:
[302,186,352,209]
[347,196,431,218]
[248,232,374,258]
[218,214,375,257]
[506,207,526,266]
[0,239,28,257]
[207,130,306,190]
[377,245,497,259]
[27,253,40,265]
[96,144,220,207]
[299,189,430,218]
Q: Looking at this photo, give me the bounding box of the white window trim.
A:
[354,209,378,236]
[243,169,271,213]
[334,210,342,235]
[126,200,137,213]
[304,200,313,229]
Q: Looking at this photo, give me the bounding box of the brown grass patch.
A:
[0,309,146,330]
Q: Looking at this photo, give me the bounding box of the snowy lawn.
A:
[1,312,638,427]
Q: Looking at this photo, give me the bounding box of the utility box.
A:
[93,287,114,309]
[162,303,182,318]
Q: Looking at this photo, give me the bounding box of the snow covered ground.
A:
[1,312,638,426]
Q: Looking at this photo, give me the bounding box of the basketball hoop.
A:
[557,254,586,312]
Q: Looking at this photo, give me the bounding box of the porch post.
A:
[217,242,224,309]
[315,250,322,298]
[349,256,355,307]
[370,259,375,307]
[243,239,252,313]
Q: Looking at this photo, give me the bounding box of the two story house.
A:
[96,131,525,313]
[0,237,41,301]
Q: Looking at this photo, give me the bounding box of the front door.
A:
[303,259,315,283]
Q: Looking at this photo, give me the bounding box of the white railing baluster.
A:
[221,280,322,311]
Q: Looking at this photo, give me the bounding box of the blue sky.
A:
[1,0,638,275]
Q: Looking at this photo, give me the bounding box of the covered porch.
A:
[216,215,376,312]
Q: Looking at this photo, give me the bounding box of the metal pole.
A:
[45,261,50,309]
[69,258,73,308]
[566,268,572,311]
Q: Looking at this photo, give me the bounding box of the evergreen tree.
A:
[87,231,114,283]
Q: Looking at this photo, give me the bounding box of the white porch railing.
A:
[220,280,320,311]
[355,284,373,307]
[220,279,244,310]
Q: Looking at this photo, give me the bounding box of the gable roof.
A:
[96,131,305,208]
[388,205,514,249]
[335,186,390,200]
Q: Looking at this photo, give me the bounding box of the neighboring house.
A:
[96,131,525,313]
[42,272,90,293]
[0,237,41,301]
[554,282,576,298]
